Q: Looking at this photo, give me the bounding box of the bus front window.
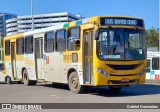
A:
[125,29,146,60]
[97,28,146,60]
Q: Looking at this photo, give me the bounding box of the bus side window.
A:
[16,38,24,55]
[55,30,66,52]
[25,36,33,54]
[152,57,159,70]
[0,63,3,71]
[67,27,80,51]
[0,51,1,60]
[146,59,150,73]
[44,32,54,53]
[5,40,10,56]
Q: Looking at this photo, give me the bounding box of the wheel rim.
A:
[24,74,27,81]
[71,76,78,89]
[23,73,28,85]
[7,77,10,84]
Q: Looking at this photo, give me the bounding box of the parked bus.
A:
[146,52,160,80]
[1,16,147,93]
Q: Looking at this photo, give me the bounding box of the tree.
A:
[146,27,159,50]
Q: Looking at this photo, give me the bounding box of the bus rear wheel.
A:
[68,72,84,94]
[23,69,37,86]
[6,77,11,84]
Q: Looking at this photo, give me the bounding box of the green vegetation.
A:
[146,28,159,50]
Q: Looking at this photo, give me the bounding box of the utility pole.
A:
[31,0,34,30]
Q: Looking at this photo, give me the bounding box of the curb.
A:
[145,79,160,84]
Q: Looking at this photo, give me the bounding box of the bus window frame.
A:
[152,57,160,70]
[67,26,81,51]
[24,35,34,54]
[44,31,54,53]
[95,28,146,61]
[55,29,67,52]
[5,40,10,56]
[16,38,24,55]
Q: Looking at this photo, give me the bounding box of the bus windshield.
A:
[96,28,146,60]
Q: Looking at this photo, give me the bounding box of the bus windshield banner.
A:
[100,18,144,27]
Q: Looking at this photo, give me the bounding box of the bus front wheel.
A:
[68,72,84,94]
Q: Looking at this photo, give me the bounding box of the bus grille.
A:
[107,64,141,70]
[110,74,137,76]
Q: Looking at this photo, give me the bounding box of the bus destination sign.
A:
[100,18,144,27]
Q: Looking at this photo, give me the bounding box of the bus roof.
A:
[3,33,23,40]
[4,16,144,38]
[23,16,143,36]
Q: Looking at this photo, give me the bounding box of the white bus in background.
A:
[146,52,160,80]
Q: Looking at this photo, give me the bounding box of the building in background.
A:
[0,13,17,37]
[6,12,82,36]
[0,13,17,63]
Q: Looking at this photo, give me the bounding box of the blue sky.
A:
[0,0,159,29]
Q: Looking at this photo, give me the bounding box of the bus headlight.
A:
[96,68,110,77]
[138,68,146,76]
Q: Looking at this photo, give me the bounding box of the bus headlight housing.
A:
[96,68,110,77]
[138,68,146,76]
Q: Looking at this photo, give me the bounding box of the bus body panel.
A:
[43,52,61,82]
[24,54,37,80]
[1,16,147,89]
[63,49,84,84]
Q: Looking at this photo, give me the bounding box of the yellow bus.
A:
[2,16,147,93]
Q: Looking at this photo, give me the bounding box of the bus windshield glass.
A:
[96,28,146,60]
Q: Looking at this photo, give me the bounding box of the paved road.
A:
[0,82,160,103]
[0,82,160,112]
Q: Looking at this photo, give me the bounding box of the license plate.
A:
[121,78,129,83]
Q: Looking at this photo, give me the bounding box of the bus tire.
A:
[30,80,37,85]
[17,81,22,84]
[23,69,31,86]
[109,86,122,91]
[68,72,84,94]
[6,77,11,85]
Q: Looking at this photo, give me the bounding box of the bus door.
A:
[11,42,17,78]
[83,30,94,84]
[35,37,44,79]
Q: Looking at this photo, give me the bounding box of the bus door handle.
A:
[85,56,91,62]
[85,56,88,59]
[88,58,91,62]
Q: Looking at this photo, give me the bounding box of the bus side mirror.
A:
[75,39,80,46]
[74,39,80,50]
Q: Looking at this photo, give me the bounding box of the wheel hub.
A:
[72,76,78,89]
